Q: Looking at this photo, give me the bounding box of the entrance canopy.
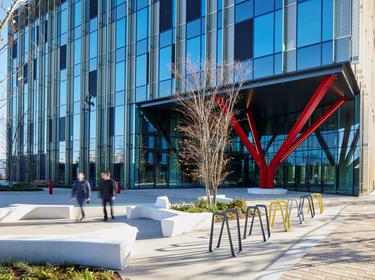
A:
[138,63,359,189]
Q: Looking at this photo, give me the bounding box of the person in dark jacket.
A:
[99,171,117,221]
[71,172,91,221]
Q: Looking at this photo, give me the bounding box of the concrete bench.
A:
[0,204,74,223]
[126,197,211,237]
[0,224,138,270]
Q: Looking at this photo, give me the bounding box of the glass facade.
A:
[7,0,360,194]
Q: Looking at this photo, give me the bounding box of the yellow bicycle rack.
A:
[310,193,324,214]
[268,200,291,232]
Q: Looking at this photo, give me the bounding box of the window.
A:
[187,0,201,22]
[322,41,333,65]
[136,54,148,86]
[116,18,126,49]
[234,19,253,61]
[60,45,67,70]
[90,0,98,19]
[254,0,274,16]
[12,42,17,59]
[159,46,172,81]
[254,12,274,57]
[59,117,65,142]
[235,1,253,23]
[89,70,97,97]
[274,9,282,53]
[160,0,172,32]
[297,0,321,47]
[23,63,28,83]
[33,59,37,80]
[73,1,82,27]
[254,55,273,78]
[322,0,333,41]
[137,8,148,41]
[186,36,201,70]
[109,107,115,137]
[115,62,125,91]
[297,44,321,70]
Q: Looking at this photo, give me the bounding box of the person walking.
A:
[71,172,91,221]
[99,171,117,221]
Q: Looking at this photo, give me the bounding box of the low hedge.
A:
[0,262,122,280]
[0,184,43,192]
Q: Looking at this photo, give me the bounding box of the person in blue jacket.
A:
[72,172,91,221]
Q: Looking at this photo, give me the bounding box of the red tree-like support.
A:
[216,74,346,189]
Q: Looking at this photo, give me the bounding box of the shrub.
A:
[0,262,120,280]
[171,197,247,215]
[0,184,43,192]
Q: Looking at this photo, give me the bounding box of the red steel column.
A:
[215,75,340,189]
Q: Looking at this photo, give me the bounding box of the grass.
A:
[0,262,122,280]
[0,184,43,192]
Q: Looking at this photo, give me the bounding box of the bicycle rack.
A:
[243,204,270,242]
[299,195,315,223]
[311,193,324,214]
[287,199,303,224]
[209,209,242,257]
[269,200,292,232]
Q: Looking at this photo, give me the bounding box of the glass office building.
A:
[7,0,366,195]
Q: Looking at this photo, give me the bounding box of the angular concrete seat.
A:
[0,204,74,223]
[200,194,233,203]
[126,197,211,237]
[0,224,138,270]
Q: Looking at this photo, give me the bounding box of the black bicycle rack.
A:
[243,204,270,242]
[299,195,315,223]
[209,209,242,257]
[287,199,303,224]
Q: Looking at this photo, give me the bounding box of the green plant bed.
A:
[0,262,124,280]
[172,198,248,221]
[0,184,43,192]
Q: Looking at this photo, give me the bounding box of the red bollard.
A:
[48,179,53,195]
[117,181,121,194]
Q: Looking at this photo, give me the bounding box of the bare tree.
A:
[173,59,249,205]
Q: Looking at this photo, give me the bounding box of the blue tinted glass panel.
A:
[115,62,125,91]
[137,8,148,40]
[187,19,201,39]
[136,55,147,86]
[254,13,274,57]
[297,0,321,47]
[322,0,333,41]
[218,11,222,28]
[115,106,124,135]
[254,55,273,78]
[116,47,125,62]
[235,1,253,23]
[322,41,333,65]
[274,9,282,53]
[136,39,148,55]
[159,80,172,97]
[274,53,282,75]
[275,0,282,9]
[297,44,321,70]
[186,37,201,69]
[136,86,147,102]
[160,30,172,48]
[217,29,222,65]
[73,1,82,27]
[116,18,126,48]
[254,0,273,16]
[159,46,172,81]
[89,31,97,59]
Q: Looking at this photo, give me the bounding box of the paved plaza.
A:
[0,188,373,279]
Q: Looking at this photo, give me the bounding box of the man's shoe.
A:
[102,218,108,222]
[111,215,115,220]
[80,217,85,222]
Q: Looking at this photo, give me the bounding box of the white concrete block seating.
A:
[0,224,138,270]
[0,204,74,223]
[126,196,212,237]
[200,194,233,203]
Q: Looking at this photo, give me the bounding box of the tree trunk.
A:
[212,189,217,205]
[206,186,211,206]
